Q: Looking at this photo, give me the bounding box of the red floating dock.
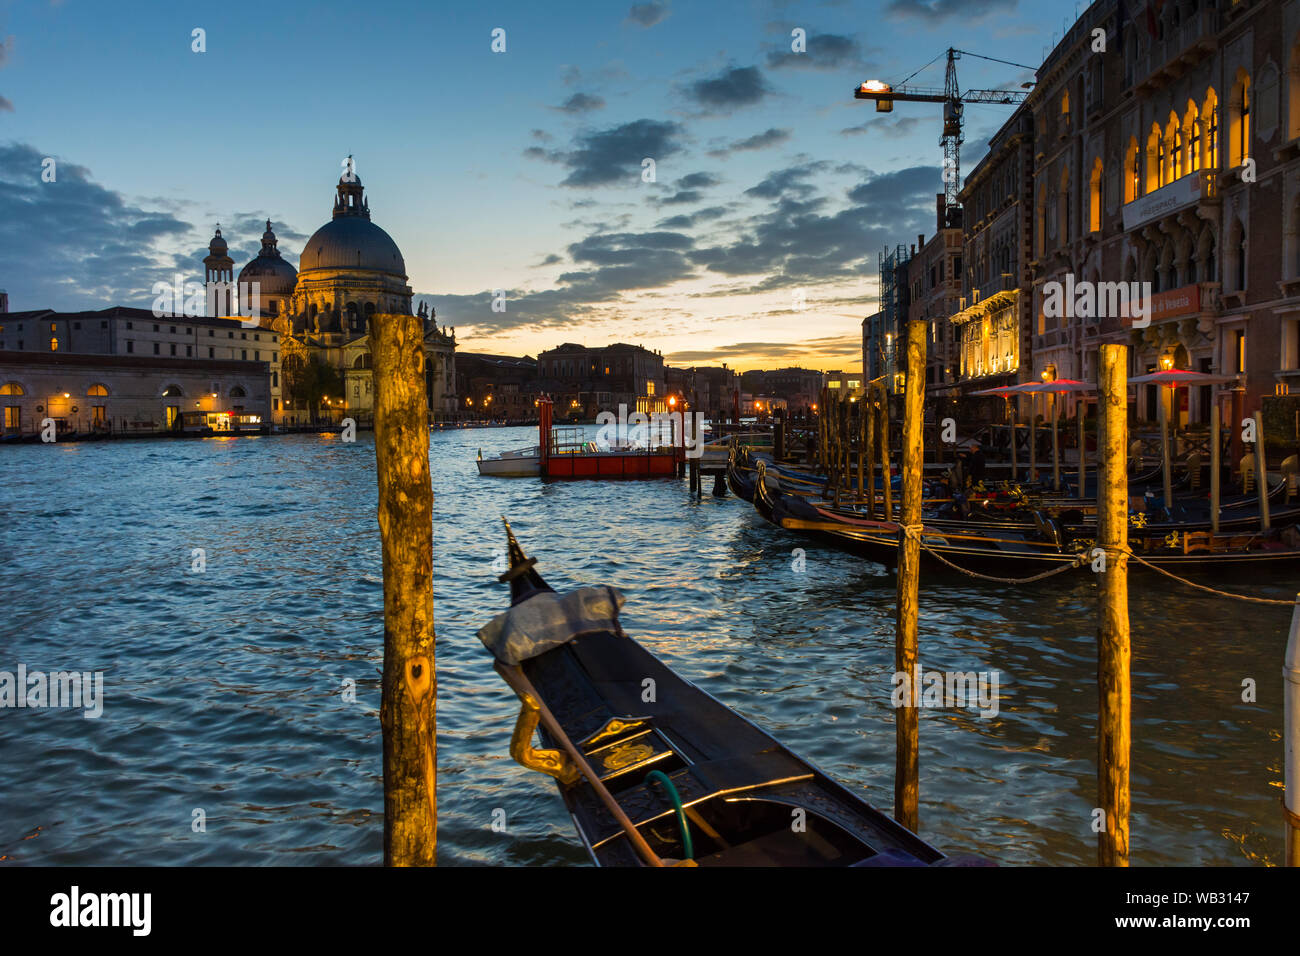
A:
[538,398,680,480]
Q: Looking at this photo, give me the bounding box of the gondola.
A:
[478,520,978,867]
[752,461,1300,575]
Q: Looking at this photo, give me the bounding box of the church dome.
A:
[298,172,407,277]
[238,220,298,297]
[300,216,406,276]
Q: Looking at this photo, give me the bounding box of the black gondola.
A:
[478,520,978,867]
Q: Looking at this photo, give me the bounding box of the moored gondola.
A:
[478,520,978,867]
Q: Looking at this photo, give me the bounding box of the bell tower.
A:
[203,225,235,314]
[333,156,370,220]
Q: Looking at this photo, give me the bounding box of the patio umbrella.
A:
[1128,369,1237,516]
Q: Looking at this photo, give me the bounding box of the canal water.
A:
[0,426,1292,866]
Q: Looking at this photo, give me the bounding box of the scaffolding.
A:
[877,244,911,391]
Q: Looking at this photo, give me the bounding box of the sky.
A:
[0,0,1079,371]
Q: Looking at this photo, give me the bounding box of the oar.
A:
[495,661,666,867]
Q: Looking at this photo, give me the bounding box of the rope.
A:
[900,530,1091,584]
[1118,548,1298,606]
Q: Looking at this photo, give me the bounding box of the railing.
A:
[1133,7,1218,87]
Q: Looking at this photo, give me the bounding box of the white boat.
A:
[476,445,540,477]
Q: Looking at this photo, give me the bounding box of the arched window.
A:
[1189,115,1202,173]
[1204,89,1220,168]
[49,336,58,351]
[86,384,108,396]
[1230,70,1251,167]
[1089,158,1103,233]
[162,384,184,398]
[1289,38,1300,140]
[1061,91,1070,131]
[229,385,247,398]
[0,382,24,396]
[1124,137,1140,203]
[1148,125,1163,191]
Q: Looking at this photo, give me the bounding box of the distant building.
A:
[537,342,666,415]
[907,196,965,396]
[456,352,539,420]
[0,306,282,430]
[741,366,823,415]
[0,350,271,437]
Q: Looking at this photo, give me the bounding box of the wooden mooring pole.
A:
[894,320,926,832]
[1097,343,1131,867]
[1210,406,1221,535]
[372,312,438,866]
[879,386,893,520]
[1286,595,1300,866]
[1254,410,1270,532]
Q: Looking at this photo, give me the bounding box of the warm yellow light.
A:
[62,392,70,398]
[668,396,677,407]
[1160,354,1174,371]
[811,403,818,412]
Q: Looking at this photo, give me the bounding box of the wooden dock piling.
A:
[1210,409,1221,534]
[1096,343,1131,867]
[894,321,926,832]
[1254,411,1270,532]
[879,386,893,520]
[371,312,438,866]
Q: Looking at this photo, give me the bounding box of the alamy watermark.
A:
[151,274,262,329]
[595,403,707,459]
[0,664,103,718]
[891,667,1000,718]
[1042,273,1152,329]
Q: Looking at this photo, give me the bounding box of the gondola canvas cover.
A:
[477,586,626,664]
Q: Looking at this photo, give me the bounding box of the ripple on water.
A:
[0,427,1289,865]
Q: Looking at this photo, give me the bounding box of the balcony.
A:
[1121,169,1217,232]
[1133,7,1218,96]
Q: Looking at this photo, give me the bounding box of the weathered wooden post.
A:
[1097,344,1131,867]
[1285,595,1300,866]
[1009,398,1018,482]
[1159,384,1174,512]
[371,311,437,866]
[895,320,926,832]
[1077,405,1086,499]
[1029,392,1037,483]
[879,386,893,520]
[1254,411,1270,531]
[864,387,876,516]
[857,396,867,499]
[1051,392,1061,492]
[1210,405,1221,535]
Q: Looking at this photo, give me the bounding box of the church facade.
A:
[212,170,457,422]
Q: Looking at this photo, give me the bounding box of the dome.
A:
[237,220,298,297]
[208,227,228,256]
[238,255,298,295]
[299,215,406,277]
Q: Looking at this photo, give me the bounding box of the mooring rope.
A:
[1117,548,1298,606]
[897,525,1091,584]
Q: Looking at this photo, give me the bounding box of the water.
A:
[0,426,1291,866]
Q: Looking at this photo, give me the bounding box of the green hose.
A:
[645,770,694,860]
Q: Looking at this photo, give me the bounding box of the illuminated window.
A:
[0,382,24,396]
[1089,158,1103,233]
[1124,138,1140,203]
[86,384,108,396]
[49,337,58,351]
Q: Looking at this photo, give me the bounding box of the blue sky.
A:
[0,0,1076,370]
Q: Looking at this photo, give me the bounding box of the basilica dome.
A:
[298,174,407,278]
[238,220,298,298]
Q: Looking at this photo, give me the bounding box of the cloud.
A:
[686,66,770,110]
[526,119,685,187]
[709,127,791,157]
[555,92,606,114]
[689,163,939,286]
[656,206,728,230]
[626,2,669,27]
[886,0,1016,21]
[655,170,721,204]
[766,32,864,71]
[0,143,309,311]
[0,96,12,113]
[841,116,921,138]
[667,335,861,366]
[0,36,12,68]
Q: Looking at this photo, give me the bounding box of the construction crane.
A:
[854,48,1034,223]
